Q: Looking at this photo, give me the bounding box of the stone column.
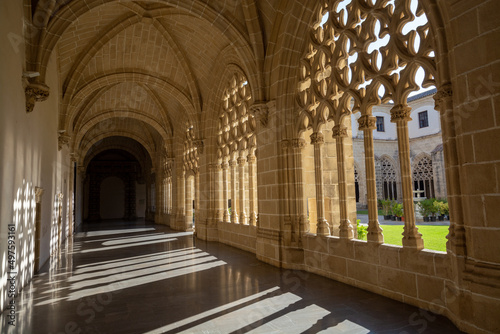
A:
[34,187,44,273]
[222,161,230,223]
[229,158,239,223]
[358,115,384,243]
[214,163,223,222]
[247,152,257,226]
[195,169,200,227]
[391,104,423,249]
[310,131,330,236]
[176,170,186,229]
[333,125,354,239]
[185,172,193,230]
[291,138,308,240]
[434,85,465,254]
[238,153,248,224]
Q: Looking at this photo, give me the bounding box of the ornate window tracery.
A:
[380,157,398,200]
[217,73,258,225]
[413,155,434,198]
[297,0,436,120]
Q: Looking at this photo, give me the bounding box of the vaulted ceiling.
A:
[28,0,289,168]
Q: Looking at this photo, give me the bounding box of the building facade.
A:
[352,90,448,207]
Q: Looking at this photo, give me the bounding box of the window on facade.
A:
[418,111,429,128]
[380,158,397,201]
[354,167,360,203]
[376,116,385,132]
[413,156,435,199]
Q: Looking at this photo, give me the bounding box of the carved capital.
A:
[70,153,79,163]
[25,82,49,113]
[310,131,325,145]
[433,84,453,111]
[291,138,306,149]
[357,115,377,131]
[193,140,204,154]
[390,104,412,122]
[250,101,269,127]
[35,187,44,203]
[228,160,237,167]
[58,133,70,151]
[237,157,247,165]
[332,125,348,138]
[247,154,256,163]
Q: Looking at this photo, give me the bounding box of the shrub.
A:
[418,199,434,217]
[380,199,393,216]
[356,219,367,240]
[392,203,403,217]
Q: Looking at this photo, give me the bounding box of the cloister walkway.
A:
[1,221,462,333]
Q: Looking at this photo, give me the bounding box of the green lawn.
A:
[376,225,449,252]
[356,209,384,215]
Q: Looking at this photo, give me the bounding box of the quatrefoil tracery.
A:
[297,0,436,133]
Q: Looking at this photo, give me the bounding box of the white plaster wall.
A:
[0,1,71,312]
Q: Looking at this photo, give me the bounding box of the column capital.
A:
[390,104,412,122]
[332,125,348,138]
[250,101,269,127]
[70,152,79,163]
[193,139,204,154]
[237,156,247,165]
[310,131,325,145]
[58,133,70,151]
[228,160,237,167]
[35,187,44,203]
[357,115,377,131]
[25,81,49,113]
[247,154,256,163]
[433,83,453,111]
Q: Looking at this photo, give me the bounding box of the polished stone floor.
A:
[1,220,463,334]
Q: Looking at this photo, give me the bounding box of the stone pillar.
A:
[195,169,200,227]
[291,138,308,241]
[214,163,223,222]
[222,161,230,223]
[333,125,354,239]
[247,152,257,226]
[229,158,239,223]
[358,115,384,243]
[185,173,193,230]
[434,85,465,255]
[310,131,330,236]
[238,153,248,224]
[391,104,423,249]
[176,170,186,229]
[34,187,44,273]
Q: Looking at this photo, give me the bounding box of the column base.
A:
[402,226,424,249]
[339,219,354,239]
[249,212,257,226]
[316,219,330,236]
[367,221,384,243]
[239,212,247,225]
